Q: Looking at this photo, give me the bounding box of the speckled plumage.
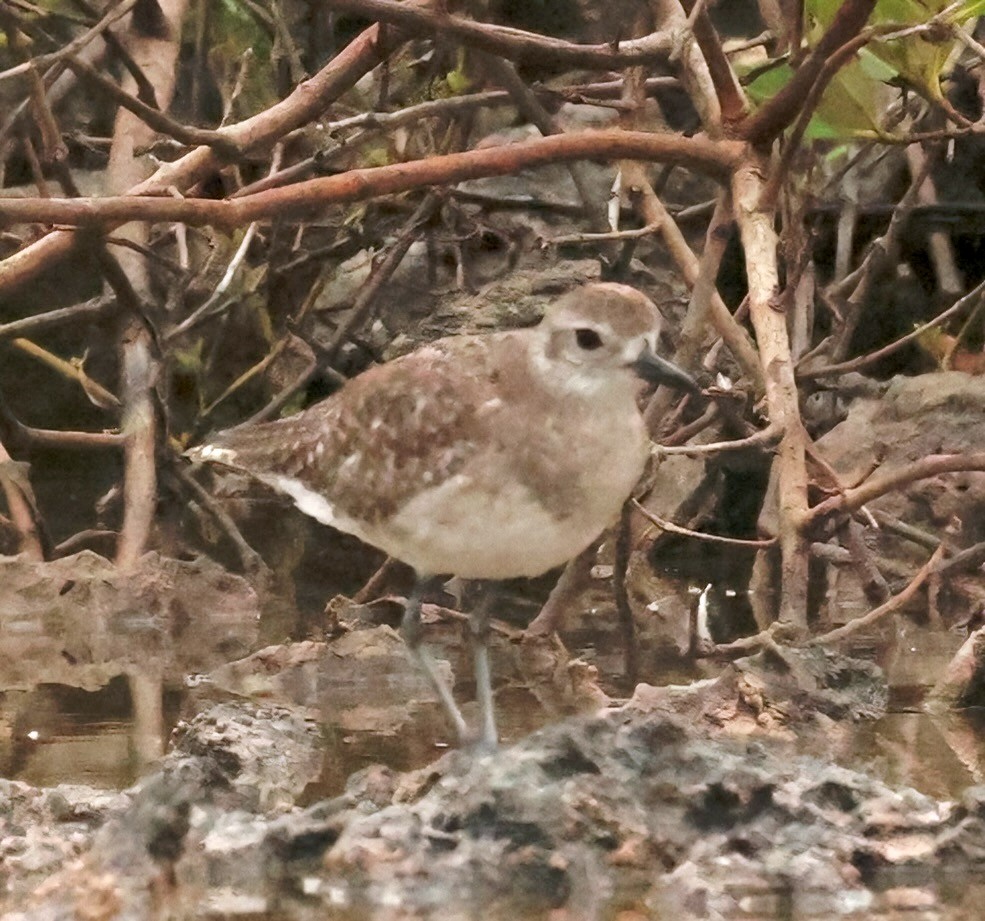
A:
[190,283,690,581]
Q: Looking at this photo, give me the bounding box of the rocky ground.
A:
[4,645,985,920]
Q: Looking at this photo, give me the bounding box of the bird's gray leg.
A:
[401,574,470,744]
[470,587,498,751]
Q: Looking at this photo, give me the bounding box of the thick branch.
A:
[323,0,673,68]
[676,0,748,127]
[0,130,744,232]
[732,158,810,627]
[115,323,157,569]
[105,0,189,568]
[806,454,985,525]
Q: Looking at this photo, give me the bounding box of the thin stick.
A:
[10,337,120,409]
[614,504,639,686]
[631,499,777,548]
[807,453,985,523]
[0,297,117,339]
[808,544,944,645]
[0,438,43,560]
[170,461,266,576]
[653,423,780,456]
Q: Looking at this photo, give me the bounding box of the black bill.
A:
[632,346,700,393]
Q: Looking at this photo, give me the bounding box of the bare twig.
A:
[0,298,117,341]
[543,222,662,245]
[741,0,877,144]
[844,518,891,605]
[677,0,748,127]
[477,51,608,232]
[632,498,777,548]
[53,529,118,557]
[807,453,985,524]
[658,401,717,446]
[524,543,595,638]
[0,437,44,560]
[763,29,876,206]
[0,0,140,84]
[904,144,963,296]
[650,0,723,134]
[10,337,120,409]
[614,503,639,686]
[321,0,674,69]
[418,601,523,641]
[68,0,160,105]
[322,193,442,364]
[64,55,240,156]
[2,21,68,165]
[829,152,933,300]
[819,149,936,364]
[0,130,744,231]
[801,278,985,378]
[935,539,985,577]
[808,544,945,645]
[170,461,266,575]
[732,157,811,627]
[197,336,292,421]
[664,196,743,378]
[168,145,284,341]
[621,178,763,401]
[240,354,319,428]
[4,424,123,450]
[869,509,940,550]
[351,556,403,605]
[724,30,774,55]
[702,620,800,659]
[0,8,411,295]
[236,79,683,198]
[653,423,781,456]
[165,223,259,339]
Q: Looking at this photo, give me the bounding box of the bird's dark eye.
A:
[575,328,604,350]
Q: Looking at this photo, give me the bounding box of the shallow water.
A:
[3,598,981,802]
[2,552,983,920]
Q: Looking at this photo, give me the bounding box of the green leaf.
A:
[173,339,205,374]
[954,1,985,18]
[807,0,969,103]
[743,62,794,105]
[811,57,887,137]
[744,56,886,139]
[445,66,472,95]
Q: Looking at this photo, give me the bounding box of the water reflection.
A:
[0,549,259,787]
[2,546,983,810]
[5,544,985,920]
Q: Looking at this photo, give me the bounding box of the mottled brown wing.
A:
[201,339,498,525]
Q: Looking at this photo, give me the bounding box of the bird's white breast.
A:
[370,407,648,579]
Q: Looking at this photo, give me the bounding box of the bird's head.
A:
[538,282,699,394]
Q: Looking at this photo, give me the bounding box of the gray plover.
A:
[189,282,698,749]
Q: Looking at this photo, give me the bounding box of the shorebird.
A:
[189,282,698,749]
